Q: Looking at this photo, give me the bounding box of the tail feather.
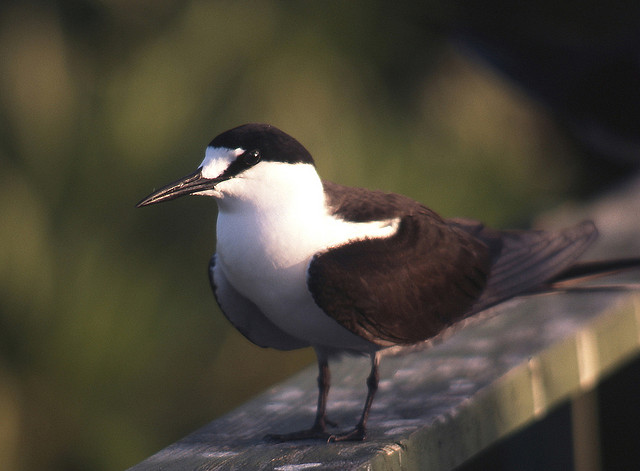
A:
[470,221,598,313]
[547,258,640,287]
[443,219,639,316]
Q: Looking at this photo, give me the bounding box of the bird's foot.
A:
[265,418,343,442]
[265,427,331,442]
[327,425,366,442]
[265,417,369,442]
[266,425,366,443]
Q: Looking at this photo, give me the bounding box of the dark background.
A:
[1,1,638,469]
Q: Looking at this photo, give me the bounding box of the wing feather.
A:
[307,207,491,345]
[309,182,598,346]
[468,221,598,312]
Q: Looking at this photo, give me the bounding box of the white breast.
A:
[212,162,398,351]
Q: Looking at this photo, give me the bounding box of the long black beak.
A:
[136,169,219,207]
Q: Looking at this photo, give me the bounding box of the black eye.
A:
[243,149,261,166]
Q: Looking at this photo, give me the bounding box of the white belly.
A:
[215,206,398,351]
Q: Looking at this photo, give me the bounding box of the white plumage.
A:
[208,148,399,350]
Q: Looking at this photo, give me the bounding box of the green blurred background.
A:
[1,1,636,470]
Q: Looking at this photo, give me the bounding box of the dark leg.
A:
[329,353,380,442]
[266,351,334,441]
[313,356,337,430]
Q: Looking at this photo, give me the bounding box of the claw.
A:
[328,426,366,442]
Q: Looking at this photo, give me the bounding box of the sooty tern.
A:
[137,123,638,442]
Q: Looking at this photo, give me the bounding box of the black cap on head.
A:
[208,123,315,165]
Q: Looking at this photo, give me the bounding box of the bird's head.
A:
[136,123,315,207]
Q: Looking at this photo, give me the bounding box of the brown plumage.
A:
[309,181,597,346]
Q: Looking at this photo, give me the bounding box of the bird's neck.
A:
[214,164,329,294]
[215,163,327,217]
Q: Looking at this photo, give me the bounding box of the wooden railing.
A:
[127,289,640,470]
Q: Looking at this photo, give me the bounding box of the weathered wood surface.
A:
[128,178,640,471]
[128,289,640,471]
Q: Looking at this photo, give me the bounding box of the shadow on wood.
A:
[128,288,640,470]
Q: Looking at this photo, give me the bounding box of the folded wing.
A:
[309,182,598,346]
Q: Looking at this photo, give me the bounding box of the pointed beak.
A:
[136,169,219,207]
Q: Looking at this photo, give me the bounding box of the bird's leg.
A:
[266,353,334,441]
[328,353,380,442]
[313,357,338,429]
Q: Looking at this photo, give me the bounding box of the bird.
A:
[136,123,637,442]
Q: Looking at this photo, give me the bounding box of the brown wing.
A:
[307,210,492,346]
[310,182,598,346]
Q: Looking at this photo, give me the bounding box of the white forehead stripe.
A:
[200,146,245,179]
